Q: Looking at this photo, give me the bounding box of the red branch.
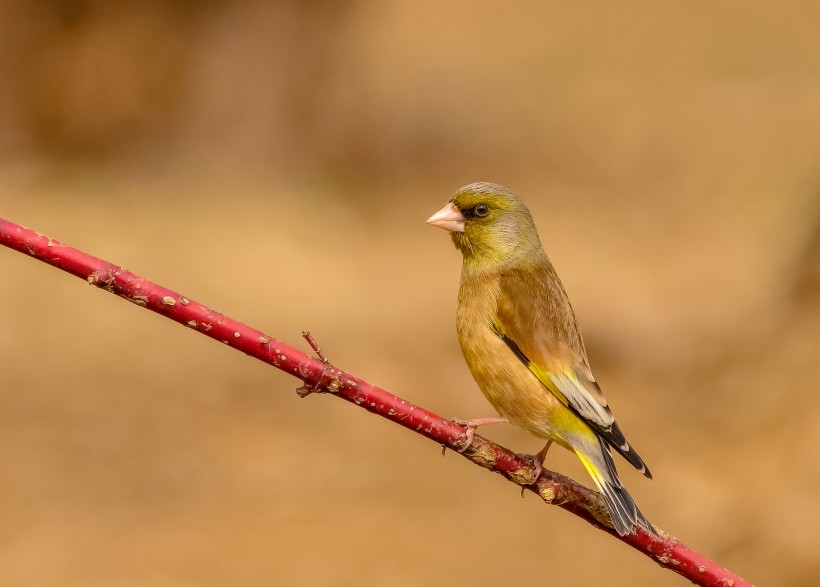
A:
[0,217,752,587]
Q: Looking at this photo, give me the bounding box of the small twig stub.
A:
[302,331,329,363]
[296,331,335,397]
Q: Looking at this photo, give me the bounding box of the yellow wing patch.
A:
[491,316,581,414]
[491,310,652,478]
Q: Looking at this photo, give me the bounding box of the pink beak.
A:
[426,202,465,233]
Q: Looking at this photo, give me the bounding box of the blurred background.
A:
[1,1,819,585]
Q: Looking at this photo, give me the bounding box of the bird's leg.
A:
[530,440,553,482]
[536,439,553,464]
[451,417,508,453]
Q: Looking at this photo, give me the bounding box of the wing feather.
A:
[494,264,651,478]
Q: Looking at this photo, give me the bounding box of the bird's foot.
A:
[517,440,553,486]
[451,417,508,453]
[515,453,544,488]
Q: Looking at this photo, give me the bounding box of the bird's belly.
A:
[457,324,561,440]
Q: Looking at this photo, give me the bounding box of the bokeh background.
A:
[2,1,819,585]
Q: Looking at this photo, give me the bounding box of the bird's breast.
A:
[455,273,560,439]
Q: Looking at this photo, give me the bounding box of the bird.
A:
[426,182,654,536]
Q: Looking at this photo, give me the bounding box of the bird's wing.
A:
[494,269,651,477]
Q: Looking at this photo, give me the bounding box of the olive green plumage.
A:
[428,182,654,536]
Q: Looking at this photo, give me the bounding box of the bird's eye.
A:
[475,204,489,217]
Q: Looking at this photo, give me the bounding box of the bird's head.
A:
[427,182,540,266]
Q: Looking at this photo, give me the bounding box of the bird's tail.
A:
[575,436,655,536]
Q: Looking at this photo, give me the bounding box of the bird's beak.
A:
[426,202,465,233]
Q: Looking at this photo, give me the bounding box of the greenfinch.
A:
[427,182,653,536]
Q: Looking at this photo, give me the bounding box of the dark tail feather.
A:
[577,437,657,537]
[604,421,653,479]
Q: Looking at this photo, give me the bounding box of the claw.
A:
[451,417,507,453]
[458,426,476,453]
[531,454,543,482]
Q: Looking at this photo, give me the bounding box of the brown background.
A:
[2,2,819,585]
